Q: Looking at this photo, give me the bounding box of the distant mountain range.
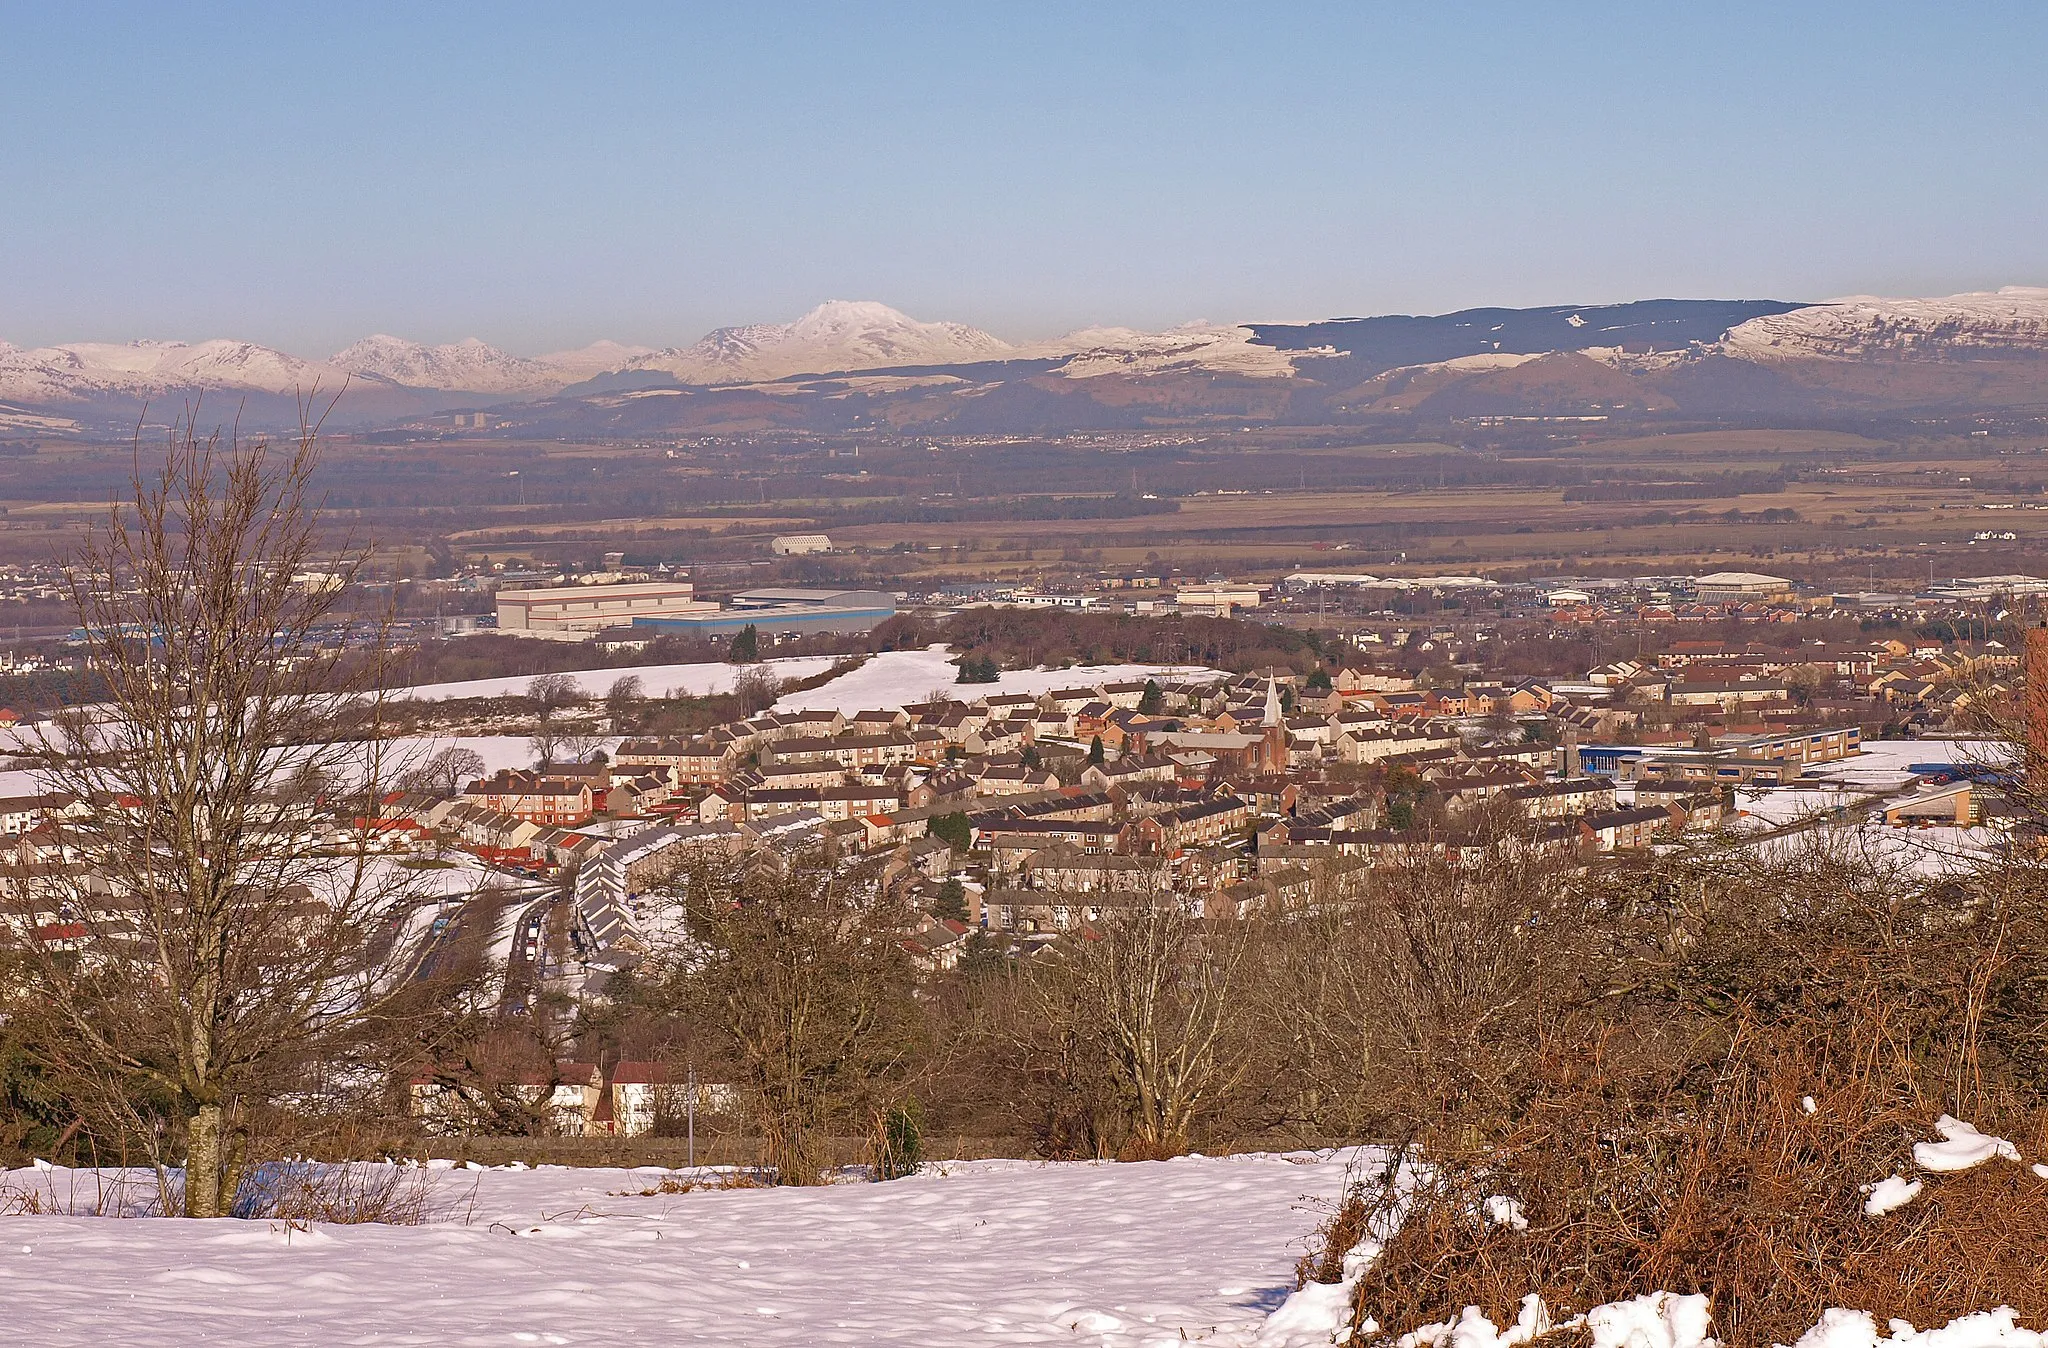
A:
[6,288,2048,437]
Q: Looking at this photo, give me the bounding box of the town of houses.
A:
[0,580,2034,1135]
[360,619,2028,1022]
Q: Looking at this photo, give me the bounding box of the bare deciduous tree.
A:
[402,744,486,798]
[5,410,429,1217]
[1015,879,1258,1158]
[604,675,644,733]
[650,847,919,1184]
[526,672,580,766]
[731,664,783,716]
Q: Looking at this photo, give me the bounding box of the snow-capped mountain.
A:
[0,338,338,402]
[329,335,560,393]
[618,303,1334,385]
[12,286,2048,435]
[1721,286,2048,360]
[535,340,659,380]
[0,333,644,409]
[625,301,1016,384]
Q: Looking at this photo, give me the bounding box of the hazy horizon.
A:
[4,3,2044,354]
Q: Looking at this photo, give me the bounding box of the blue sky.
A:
[3,2,2043,354]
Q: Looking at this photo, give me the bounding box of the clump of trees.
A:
[525,671,583,766]
[955,653,1001,684]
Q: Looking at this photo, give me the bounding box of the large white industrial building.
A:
[495,582,717,637]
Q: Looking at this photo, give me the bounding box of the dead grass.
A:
[614,1168,766,1197]
[0,1183,54,1215]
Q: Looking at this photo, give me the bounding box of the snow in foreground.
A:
[0,1152,1351,1347]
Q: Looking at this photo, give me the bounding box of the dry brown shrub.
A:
[1345,1019,2048,1348]
[1114,1135,1186,1163]
[1297,1181,1375,1288]
[0,1183,53,1216]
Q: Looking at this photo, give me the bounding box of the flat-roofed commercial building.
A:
[1174,583,1262,617]
[630,588,896,639]
[1693,571,1793,604]
[497,582,717,637]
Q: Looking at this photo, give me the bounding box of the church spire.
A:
[1262,675,1282,728]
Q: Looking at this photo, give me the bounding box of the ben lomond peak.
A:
[535,339,659,379]
[624,301,1015,384]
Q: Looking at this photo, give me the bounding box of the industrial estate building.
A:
[495,582,717,637]
[629,588,896,639]
[1692,572,1793,605]
[496,581,896,642]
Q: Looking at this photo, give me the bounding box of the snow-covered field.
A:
[388,733,615,777]
[8,1139,2041,1348]
[1725,739,2011,877]
[0,1151,1356,1346]
[393,647,1219,715]
[775,647,1223,714]
[396,654,844,703]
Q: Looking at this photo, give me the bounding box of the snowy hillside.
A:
[1032,321,1321,380]
[329,335,561,393]
[396,652,845,702]
[625,300,1017,384]
[0,1152,1355,1346]
[1722,286,2048,360]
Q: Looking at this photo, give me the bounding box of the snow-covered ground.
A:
[1741,820,2002,880]
[8,1137,2040,1348]
[775,647,1223,714]
[1732,783,1878,830]
[1723,739,2012,878]
[0,1151,1357,1346]
[1802,738,2007,791]
[395,654,844,703]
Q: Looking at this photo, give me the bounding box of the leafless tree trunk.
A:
[731,664,783,716]
[5,407,431,1216]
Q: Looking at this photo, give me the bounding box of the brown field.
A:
[2,423,2042,589]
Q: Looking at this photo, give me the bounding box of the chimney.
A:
[2028,623,2048,777]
